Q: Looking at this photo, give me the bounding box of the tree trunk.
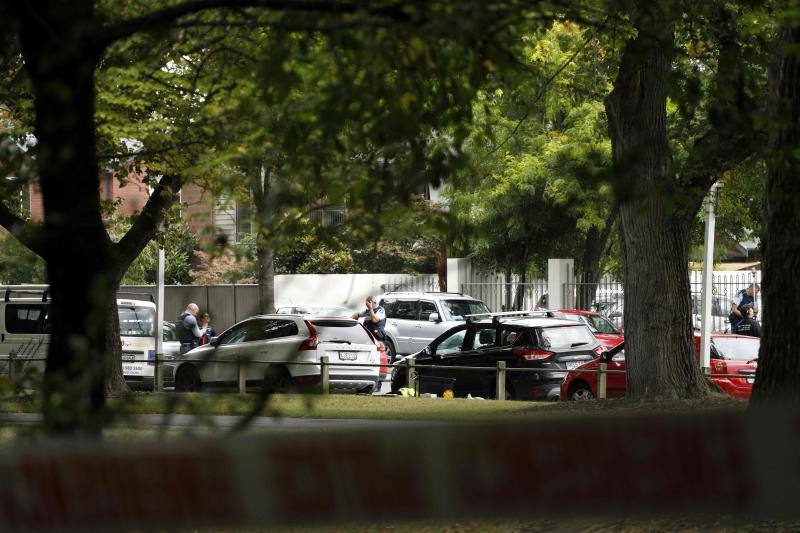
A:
[751,24,800,404]
[604,6,709,400]
[19,0,114,435]
[576,209,618,311]
[436,239,447,292]
[105,269,130,397]
[258,246,276,314]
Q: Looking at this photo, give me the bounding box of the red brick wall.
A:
[180,182,215,243]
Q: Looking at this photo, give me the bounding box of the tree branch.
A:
[0,201,45,258]
[94,0,416,53]
[113,174,186,271]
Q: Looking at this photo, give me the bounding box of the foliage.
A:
[0,233,46,284]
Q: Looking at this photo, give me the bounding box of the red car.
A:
[559,309,624,350]
[561,333,759,401]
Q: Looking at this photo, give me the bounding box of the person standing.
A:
[352,296,386,340]
[199,313,215,345]
[730,283,760,333]
[177,303,207,354]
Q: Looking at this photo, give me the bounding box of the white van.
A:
[0,286,178,389]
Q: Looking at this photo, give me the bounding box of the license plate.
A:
[123,364,144,376]
[122,354,135,361]
[338,352,357,361]
[566,361,586,370]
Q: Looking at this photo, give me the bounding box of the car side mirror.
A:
[210,336,220,347]
[428,313,440,323]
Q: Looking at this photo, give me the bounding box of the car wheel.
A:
[383,338,397,362]
[263,365,291,394]
[175,364,201,392]
[569,383,594,401]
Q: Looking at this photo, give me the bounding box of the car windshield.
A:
[118,306,156,338]
[713,336,760,361]
[311,320,373,344]
[539,325,596,349]
[444,300,490,321]
[580,314,619,334]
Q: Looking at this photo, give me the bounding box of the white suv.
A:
[375,292,491,359]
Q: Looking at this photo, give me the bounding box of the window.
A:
[118,306,156,337]
[262,319,299,340]
[380,299,396,317]
[539,325,596,349]
[499,328,523,347]
[5,304,49,334]
[713,337,760,361]
[435,329,467,356]
[163,324,178,342]
[236,200,253,241]
[418,301,437,321]
[217,322,251,345]
[443,300,490,321]
[393,300,418,320]
[581,315,619,334]
[468,327,497,350]
[310,320,373,344]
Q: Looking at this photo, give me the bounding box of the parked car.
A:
[165,315,380,394]
[275,304,352,317]
[690,293,732,332]
[391,311,602,400]
[558,309,624,349]
[561,332,759,401]
[376,292,491,361]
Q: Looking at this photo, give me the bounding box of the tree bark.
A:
[751,24,800,404]
[436,239,447,292]
[18,0,114,435]
[604,5,709,400]
[258,246,276,314]
[252,165,277,314]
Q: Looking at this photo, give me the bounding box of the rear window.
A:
[713,337,760,361]
[443,300,490,321]
[5,304,49,334]
[581,314,619,334]
[539,325,596,349]
[311,320,373,344]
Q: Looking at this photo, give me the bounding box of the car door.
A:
[412,300,445,352]
[387,299,419,354]
[253,319,303,381]
[605,348,627,398]
[438,324,498,396]
[207,321,253,385]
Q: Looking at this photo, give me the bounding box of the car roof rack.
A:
[1,285,50,302]
[464,309,565,323]
[382,291,465,296]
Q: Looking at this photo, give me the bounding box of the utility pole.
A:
[700,182,723,372]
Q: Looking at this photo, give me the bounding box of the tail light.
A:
[513,348,553,362]
[377,342,389,376]
[711,359,727,374]
[299,320,319,351]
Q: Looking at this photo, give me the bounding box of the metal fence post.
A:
[496,361,506,400]
[598,362,607,399]
[153,355,161,393]
[407,358,415,391]
[7,352,13,385]
[238,357,246,395]
[321,355,330,395]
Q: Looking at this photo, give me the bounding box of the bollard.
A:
[7,352,13,385]
[496,361,506,400]
[598,362,607,399]
[238,357,246,396]
[407,358,416,392]
[321,355,330,395]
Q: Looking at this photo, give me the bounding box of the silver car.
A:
[165,314,380,393]
[275,304,353,317]
[375,292,491,359]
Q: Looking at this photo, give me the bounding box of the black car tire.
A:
[175,364,202,392]
[263,365,291,394]
[383,338,397,362]
[569,383,595,401]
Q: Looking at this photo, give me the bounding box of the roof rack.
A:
[383,291,465,296]
[0,285,50,302]
[463,309,565,323]
[117,291,156,304]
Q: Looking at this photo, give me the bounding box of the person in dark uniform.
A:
[735,304,761,338]
[351,296,386,340]
[730,284,760,333]
[176,303,207,354]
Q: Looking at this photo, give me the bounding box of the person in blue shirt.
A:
[730,284,760,334]
[352,296,386,340]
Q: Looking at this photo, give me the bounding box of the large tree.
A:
[751,7,800,404]
[604,1,766,399]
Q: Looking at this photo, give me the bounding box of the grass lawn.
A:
[1,392,544,421]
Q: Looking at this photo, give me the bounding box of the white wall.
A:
[274,273,438,311]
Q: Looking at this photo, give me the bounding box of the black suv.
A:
[391,311,602,400]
